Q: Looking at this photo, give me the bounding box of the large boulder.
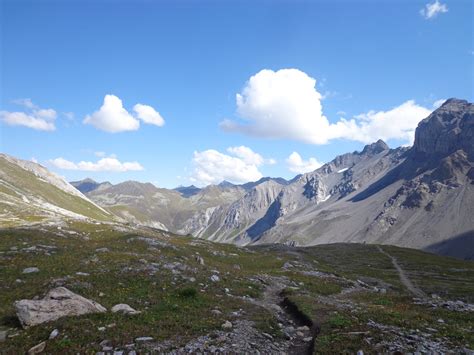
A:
[15,287,106,328]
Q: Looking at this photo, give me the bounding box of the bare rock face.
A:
[413,99,474,159]
[15,287,107,328]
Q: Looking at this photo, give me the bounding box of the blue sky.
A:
[1,0,472,188]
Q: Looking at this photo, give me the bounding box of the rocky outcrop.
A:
[15,287,106,327]
[413,99,474,159]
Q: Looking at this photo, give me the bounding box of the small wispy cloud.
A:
[49,156,144,172]
[420,0,448,19]
[286,152,322,174]
[0,99,57,131]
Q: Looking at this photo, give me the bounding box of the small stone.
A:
[195,255,205,265]
[111,304,141,315]
[49,328,59,339]
[210,275,220,282]
[297,326,310,332]
[76,272,90,276]
[437,318,445,323]
[211,309,222,316]
[113,351,124,355]
[303,337,312,342]
[102,347,113,351]
[357,351,364,355]
[221,321,232,330]
[95,248,109,253]
[23,267,39,274]
[262,332,273,340]
[296,331,304,337]
[99,292,105,297]
[27,341,46,354]
[98,327,106,331]
[135,336,153,342]
[0,330,7,342]
[15,279,23,283]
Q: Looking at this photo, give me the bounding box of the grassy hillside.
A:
[0,222,472,353]
[0,156,113,225]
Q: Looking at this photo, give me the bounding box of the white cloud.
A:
[49,156,144,172]
[84,95,140,133]
[339,100,432,145]
[0,99,57,131]
[12,98,37,109]
[286,152,323,174]
[94,151,107,158]
[420,0,448,19]
[84,95,165,132]
[191,146,274,186]
[221,68,335,144]
[133,103,165,127]
[227,146,264,165]
[221,69,434,146]
[433,98,446,109]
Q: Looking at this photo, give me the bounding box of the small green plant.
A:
[177,287,198,299]
[328,314,352,328]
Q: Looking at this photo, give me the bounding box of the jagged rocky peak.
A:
[361,139,389,156]
[413,98,474,158]
[218,180,236,188]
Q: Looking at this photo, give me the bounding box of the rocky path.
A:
[377,246,426,298]
[248,275,316,354]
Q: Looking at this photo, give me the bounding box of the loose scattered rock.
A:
[15,287,107,327]
[210,275,220,282]
[49,328,59,339]
[111,304,141,315]
[27,341,46,354]
[0,330,7,342]
[211,309,222,316]
[221,321,232,330]
[135,337,154,343]
[23,267,39,274]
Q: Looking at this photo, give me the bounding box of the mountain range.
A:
[1,99,473,259]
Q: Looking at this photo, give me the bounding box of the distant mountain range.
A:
[1,99,472,259]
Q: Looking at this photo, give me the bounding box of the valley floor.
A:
[0,220,473,353]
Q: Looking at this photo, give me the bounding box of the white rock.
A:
[211,309,222,316]
[111,304,141,315]
[221,321,232,330]
[76,272,90,276]
[49,328,59,339]
[0,330,7,342]
[210,275,220,282]
[27,341,46,354]
[15,287,107,328]
[135,336,153,342]
[23,267,39,274]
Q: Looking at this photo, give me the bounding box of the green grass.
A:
[0,225,473,353]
